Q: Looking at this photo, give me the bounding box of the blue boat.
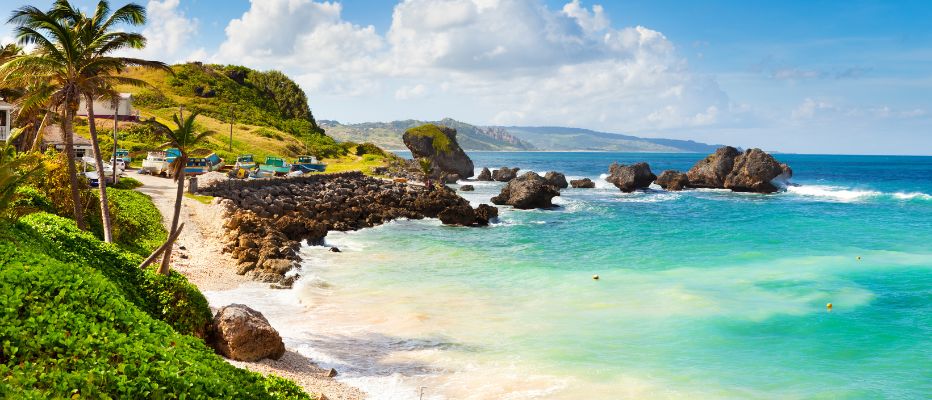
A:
[292,155,327,173]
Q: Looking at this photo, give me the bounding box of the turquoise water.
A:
[216,153,932,399]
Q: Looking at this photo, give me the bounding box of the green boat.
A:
[259,156,292,175]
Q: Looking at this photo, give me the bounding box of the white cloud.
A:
[124,0,204,63]
[792,98,836,119]
[210,0,727,131]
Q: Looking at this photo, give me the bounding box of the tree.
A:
[147,110,215,275]
[2,0,169,241]
[418,157,433,190]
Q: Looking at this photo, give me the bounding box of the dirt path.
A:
[131,171,368,400]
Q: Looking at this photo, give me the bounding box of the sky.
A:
[2,0,930,155]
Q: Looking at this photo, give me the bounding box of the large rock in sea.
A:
[544,171,568,189]
[655,170,689,191]
[605,162,656,192]
[438,205,477,226]
[570,178,596,188]
[686,146,792,193]
[477,167,493,181]
[723,148,793,193]
[491,171,560,209]
[210,304,285,362]
[403,124,475,178]
[474,204,499,225]
[686,146,740,188]
[492,167,520,182]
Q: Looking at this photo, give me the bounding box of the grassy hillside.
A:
[108,63,343,162]
[323,117,535,151]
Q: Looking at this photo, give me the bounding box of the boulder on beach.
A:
[491,171,560,209]
[655,170,689,191]
[477,167,493,181]
[686,146,741,188]
[210,304,285,362]
[442,173,461,184]
[474,204,499,226]
[570,178,596,188]
[460,184,475,192]
[605,162,656,192]
[544,171,568,189]
[492,167,520,182]
[403,124,475,178]
[723,148,793,193]
[438,205,477,226]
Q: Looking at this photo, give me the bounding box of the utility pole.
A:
[229,107,234,152]
[112,96,119,184]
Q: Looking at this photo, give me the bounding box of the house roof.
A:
[0,98,13,110]
[42,125,93,146]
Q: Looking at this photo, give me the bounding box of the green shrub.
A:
[0,235,309,399]
[106,188,166,256]
[362,154,381,162]
[111,176,143,190]
[405,124,451,154]
[10,185,54,215]
[17,213,209,337]
[355,142,386,157]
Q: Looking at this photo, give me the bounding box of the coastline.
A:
[132,172,368,400]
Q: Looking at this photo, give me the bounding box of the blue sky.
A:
[2,0,930,154]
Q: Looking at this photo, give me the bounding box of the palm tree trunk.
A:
[85,94,113,243]
[61,109,86,230]
[159,158,185,275]
[30,111,50,152]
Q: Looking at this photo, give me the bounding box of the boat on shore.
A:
[140,151,169,176]
[292,155,326,173]
[114,149,132,164]
[259,156,292,176]
[180,153,224,177]
[234,154,256,170]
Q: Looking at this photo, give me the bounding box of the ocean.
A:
[207,152,932,399]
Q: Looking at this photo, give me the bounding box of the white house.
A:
[77,93,139,121]
[0,98,12,141]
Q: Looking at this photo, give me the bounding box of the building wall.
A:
[0,110,8,141]
[77,97,135,118]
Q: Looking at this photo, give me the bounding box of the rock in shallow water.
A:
[491,171,560,209]
[655,170,689,191]
[474,204,499,225]
[477,167,492,181]
[606,162,656,192]
[403,124,475,178]
[460,184,475,192]
[438,205,476,226]
[210,304,285,362]
[544,171,568,189]
[723,148,793,193]
[570,178,596,188]
[687,146,740,189]
[492,167,520,182]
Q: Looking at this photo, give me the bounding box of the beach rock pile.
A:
[544,171,568,189]
[477,167,493,181]
[685,146,791,193]
[200,172,498,283]
[606,162,657,192]
[492,167,520,182]
[570,178,596,188]
[655,170,690,191]
[403,124,475,178]
[491,171,560,209]
[210,304,285,362]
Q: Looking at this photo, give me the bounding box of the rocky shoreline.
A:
[197,172,494,286]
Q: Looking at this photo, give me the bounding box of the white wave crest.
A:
[893,192,932,201]
[786,185,882,202]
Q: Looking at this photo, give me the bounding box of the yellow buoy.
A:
[592,274,600,280]
[826,303,833,310]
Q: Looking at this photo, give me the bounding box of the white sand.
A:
[132,172,367,399]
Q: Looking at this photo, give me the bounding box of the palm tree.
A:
[418,157,434,189]
[147,110,215,275]
[2,0,169,240]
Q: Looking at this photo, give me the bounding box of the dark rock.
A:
[655,170,689,191]
[492,167,520,182]
[442,173,461,184]
[438,205,476,226]
[326,368,338,378]
[329,246,341,253]
[686,146,741,188]
[544,171,568,189]
[477,167,492,181]
[210,304,285,362]
[474,204,499,226]
[605,162,656,192]
[724,148,793,193]
[491,172,560,209]
[570,178,596,188]
[460,185,475,192]
[403,124,475,178]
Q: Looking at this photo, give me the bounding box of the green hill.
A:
[322,118,535,151]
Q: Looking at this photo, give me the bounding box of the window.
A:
[0,110,7,127]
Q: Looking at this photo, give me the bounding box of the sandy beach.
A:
[132,172,367,400]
